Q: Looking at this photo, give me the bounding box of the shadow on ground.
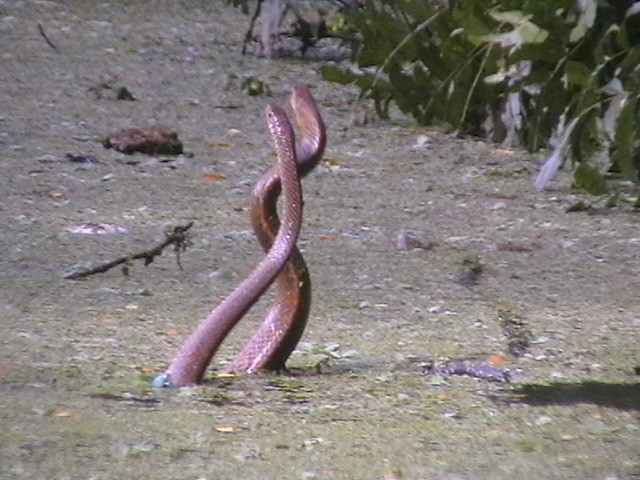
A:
[498,381,640,411]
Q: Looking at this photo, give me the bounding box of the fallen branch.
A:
[65,222,194,280]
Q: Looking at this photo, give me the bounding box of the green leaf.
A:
[482,9,549,51]
[569,0,597,43]
[320,65,358,85]
[610,95,639,182]
[573,162,608,195]
[564,61,593,87]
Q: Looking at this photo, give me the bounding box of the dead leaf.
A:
[202,172,225,180]
[487,354,506,364]
[215,426,235,433]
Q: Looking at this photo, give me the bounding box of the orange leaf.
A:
[487,354,506,364]
[209,141,232,147]
[202,173,225,180]
[491,148,514,154]
[318,234,337,240]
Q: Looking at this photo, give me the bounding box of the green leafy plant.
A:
[322,0,640,193]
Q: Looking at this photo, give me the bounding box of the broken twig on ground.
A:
[38,23,57,50]
[65,222,194,280]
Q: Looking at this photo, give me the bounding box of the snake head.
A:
[266,104,295,142]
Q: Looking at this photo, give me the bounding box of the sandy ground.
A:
[0,1,639,479]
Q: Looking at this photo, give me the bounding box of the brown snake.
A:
[153,85,326,387]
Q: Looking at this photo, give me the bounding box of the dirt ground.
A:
[1,1,639,479]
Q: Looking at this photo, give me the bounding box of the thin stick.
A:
[242,0,264,55]
[65,222,194,280]
[38,23,57,50]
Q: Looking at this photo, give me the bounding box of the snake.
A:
[153,85,326,387]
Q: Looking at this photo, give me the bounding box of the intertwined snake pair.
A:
[154,85,326,387]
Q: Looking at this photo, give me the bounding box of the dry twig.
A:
[38,23,57,50]
[65,222,194,280]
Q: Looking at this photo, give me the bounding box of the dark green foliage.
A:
[322,0,640,192]
[574,162,608,195]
